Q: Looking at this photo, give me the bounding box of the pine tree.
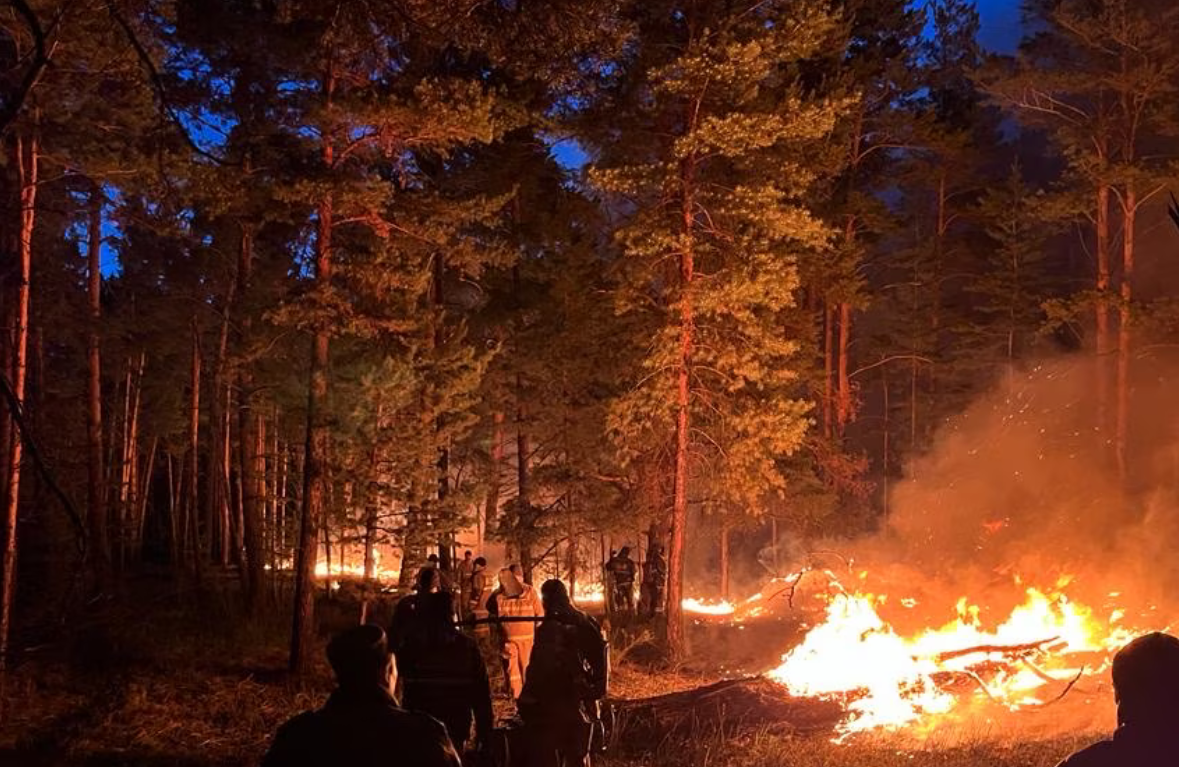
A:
[589,0,849,658]
[984,0,1179,481]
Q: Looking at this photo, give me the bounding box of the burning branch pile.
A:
[762,579,1149,737]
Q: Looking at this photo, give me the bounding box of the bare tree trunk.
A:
[363,422,381,581]
[136,435,157,559]
[1115,185,1135,483]
[515,376,533,582]
[835,215,856,437]
[167,453,180,567]
[1,132,37,697]
[291,69,335,671]
[119,353,144,567]
[206,283,232,569]
[836,301,852,437]
[87,181,110,590]
[822,303,834,439]
[1095,183,1111,435]
[719,524,730,601]
[237,225,264,613]
[668,148,697,661]
[484,410,504,535]
[188,320,203,582]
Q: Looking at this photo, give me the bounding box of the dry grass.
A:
[602,727,1092,767]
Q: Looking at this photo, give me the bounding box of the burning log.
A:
[610,677,843,749]
[933,637,1060,663]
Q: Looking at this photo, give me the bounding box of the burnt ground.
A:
[0,580,1100,767]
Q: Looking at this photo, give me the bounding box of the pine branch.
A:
[105,1,237,166]
[0,0,63,137]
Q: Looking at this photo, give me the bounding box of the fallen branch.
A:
[1023,667,1086,710]
[1016,656,1093,695]
[611,677,843,749]
[934,637,1058,663]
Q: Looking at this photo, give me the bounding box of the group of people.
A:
[603,544,665,618]
[265,553,608,767]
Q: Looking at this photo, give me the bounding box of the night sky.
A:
[975,0,1022,52]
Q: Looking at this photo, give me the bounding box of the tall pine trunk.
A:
[87,182,110,590]
[515,380,533,583]
[291,91,334,672]
[1095,183,1111,435]
[237,225,264,613]
[1115,185,1135,483]
[719,524,730,601]
[835,217,856,437]
[483,410,504,536]
[668,149,697,661]
[1,133,37,697]
[206,279,233,568]
[822,303,834,439]
[187,320,203,581]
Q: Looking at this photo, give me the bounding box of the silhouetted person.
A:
[519,579,608,767]
[262,624,461,767]
[1057,631,1179,766]
[605,547,636,614]
[390,567,444,657]
[397,592,494,754]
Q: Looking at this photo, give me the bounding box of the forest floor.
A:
[0,581,1097,767]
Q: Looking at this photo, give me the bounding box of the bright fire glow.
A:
[683,597,737,615]
[766,579,1152,737]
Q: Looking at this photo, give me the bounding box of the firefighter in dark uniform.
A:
[639,543,666,619]
[604,547,636,615]
[518,579,608,767]
[262,624,460,767]
[1056,631,1179,766]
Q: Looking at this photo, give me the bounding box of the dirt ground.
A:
[0,587,1100,767]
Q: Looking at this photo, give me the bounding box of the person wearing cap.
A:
[486,565,543,699]
[262,624,461,767]
[518,579,608,767]
[396,592,494,755]
[1056,631,1179,765]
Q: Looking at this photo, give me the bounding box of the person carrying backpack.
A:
[518,579,608,767]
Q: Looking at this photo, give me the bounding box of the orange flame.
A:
[766,577,1152,737]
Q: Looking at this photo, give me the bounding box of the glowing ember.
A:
[766,577,1155,737]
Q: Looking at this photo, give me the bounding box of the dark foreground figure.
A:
[1058,631,1179,766]
[397,591,495,754]
[262,624,461,767]
[518,579,608,767]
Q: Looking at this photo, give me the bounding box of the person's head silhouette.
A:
[327,624,394,693]
[1112,631,1179,727]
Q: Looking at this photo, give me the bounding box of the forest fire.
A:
[764,574,1159,738]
